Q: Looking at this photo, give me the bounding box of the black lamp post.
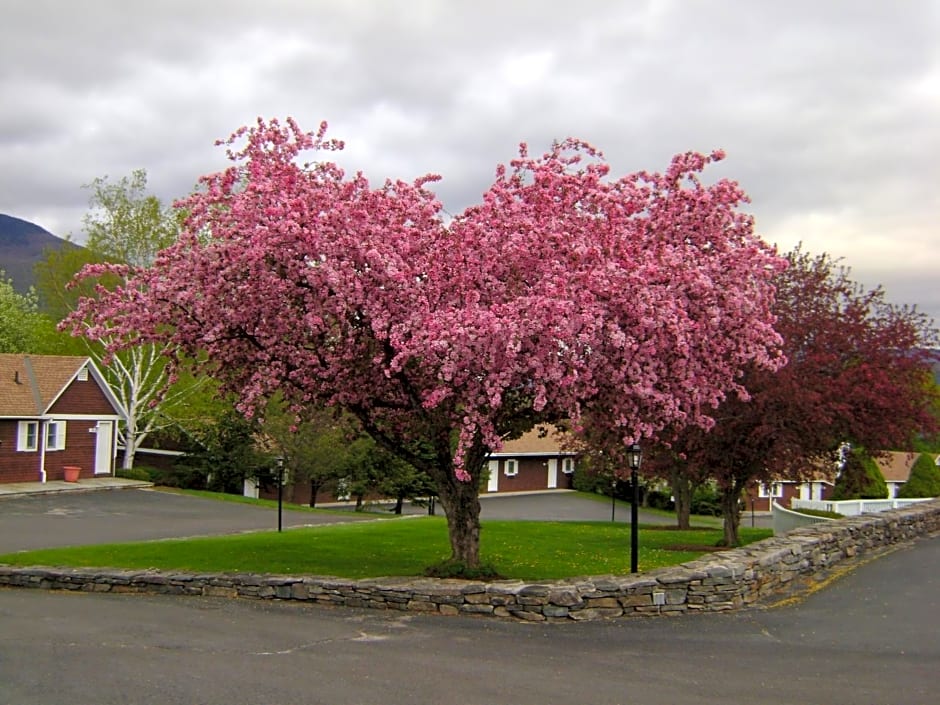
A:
[276,456,284,533]
[626,443,643,574]
[610,476,617,522]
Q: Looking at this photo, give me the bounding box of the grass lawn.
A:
[0,517,771,581]
[151,487,358,516]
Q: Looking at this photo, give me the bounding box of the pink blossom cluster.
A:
[67,118,785,480]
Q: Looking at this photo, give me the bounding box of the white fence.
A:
[791,497,935,517]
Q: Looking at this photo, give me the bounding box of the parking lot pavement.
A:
[477,492,773,528]
[0,487,379,553]
[318,490,745,526]
[479,490,703,524]
[0,484,763,554]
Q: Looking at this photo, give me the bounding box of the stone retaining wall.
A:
[3,500,939,622]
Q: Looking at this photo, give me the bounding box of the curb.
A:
[0,480,153,501]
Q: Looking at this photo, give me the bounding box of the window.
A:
[17,421,39,451]
[562,458,575,474]
[46,421,67,451]
[758,482,783,498]
[504,459,518,477]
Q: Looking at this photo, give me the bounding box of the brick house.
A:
[743,450,940,510]
[0,354,125,483]
[484,426,578,493]
[745,472,836,512]
[876,451,940,498]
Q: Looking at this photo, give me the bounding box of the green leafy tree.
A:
[0,273,74,354]
[566,444,619,498]
[34,245,114,324]
[261,398,432,511]
[831,448,889,500]
[173,407,267,493]
[260,401,365,507]
[0,274,44,353]
[34,170,201,469]
[81,169,179,267]
[913,375,940,453]
[897,453,940,498]
[345,442,433,514]
[641,444,712,529]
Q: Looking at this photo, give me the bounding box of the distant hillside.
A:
[0,214,79,293]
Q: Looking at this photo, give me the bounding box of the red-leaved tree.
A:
[664,247,939,545]
[67,118,786,569]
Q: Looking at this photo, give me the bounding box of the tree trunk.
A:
[670,467,692,530]
[308,480,320,508]
[392,494,404,515]
[357,416,485,569]
[719,481,744,546]
[121,422,137,470]
[433,465,483,568]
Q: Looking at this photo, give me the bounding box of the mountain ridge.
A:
[0,213,78,293]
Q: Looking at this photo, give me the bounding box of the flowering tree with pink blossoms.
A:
[68,118,786,570]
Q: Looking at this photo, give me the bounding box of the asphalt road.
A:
[1,535,937,705]
[0,488,732,554]
[478,491,694,524]
[0,489,380,553]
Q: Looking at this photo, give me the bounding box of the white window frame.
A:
[45,420,68,451]
[758,482,783,498]
[562,457,575,474]
[504,459,518,477]
[17,421,39,452]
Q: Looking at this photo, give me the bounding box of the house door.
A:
[94,421,114,475]
[547,458,558,489]
[486,460,499,492]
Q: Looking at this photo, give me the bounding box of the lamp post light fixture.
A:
[626,443,643,574]
[611,476,617,522]
[276,456,284,533]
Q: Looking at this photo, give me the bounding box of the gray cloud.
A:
[2,0,937,322]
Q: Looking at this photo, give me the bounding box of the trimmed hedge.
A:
[831,449,888,500]
[897,453,940,498]
[115,467,155,482]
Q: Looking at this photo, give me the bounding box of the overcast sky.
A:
[2,0,938,323]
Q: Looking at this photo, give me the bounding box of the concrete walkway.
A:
[0,476,153,499]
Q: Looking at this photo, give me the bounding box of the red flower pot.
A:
[63,466,81,483]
